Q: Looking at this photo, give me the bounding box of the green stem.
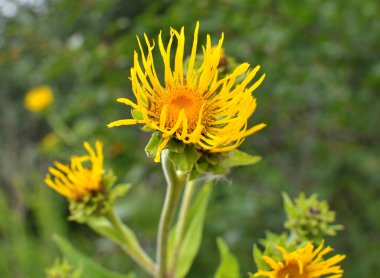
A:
[106,209,156,276]
[169,179,196,277]
[157,150,186,278]
[46,112,79,145]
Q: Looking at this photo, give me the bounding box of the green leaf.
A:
[214,238,241,278]
[109,183,131,203]
[53,234,135,278]
[87,216,125,245]
[168,145,200,172]
[87,215,145,259]
[220,150,261,168]
[168,180,213,278]
[145,132,161,158]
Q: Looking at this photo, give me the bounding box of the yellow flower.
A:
[253,241,346,278]
[108,22,266,162]
[24,85,54,112]
[45,141,104,200]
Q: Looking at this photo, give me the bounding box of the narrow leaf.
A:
[220,150,261,168]
[87,216,125,245]
[169,180,213,278]
[53,234,135,278]
[215,238,241,278]
[109,183,131,203]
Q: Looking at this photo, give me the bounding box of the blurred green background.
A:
[1,0,379,277]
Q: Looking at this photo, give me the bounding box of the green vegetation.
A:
[0,0,379,277]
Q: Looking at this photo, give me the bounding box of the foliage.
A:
[0,0,379,277]
[53,235,135,278]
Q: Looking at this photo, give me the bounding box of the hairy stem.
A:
[169,179,196,277]
[157,150,186,278]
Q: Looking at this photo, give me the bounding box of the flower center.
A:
[162,87,204,131]
[277,261,308,278]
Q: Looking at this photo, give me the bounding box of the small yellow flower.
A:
[108,22,266,162]
[253,241,346,278]
[24,85,54,112]
[45,141,104,200]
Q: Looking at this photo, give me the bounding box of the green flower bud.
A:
[283,192,343,243]
[69,170,131,223]
[46,258,81,278]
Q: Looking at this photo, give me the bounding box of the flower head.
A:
[253,241,346,278]
[45,141,104,200]
[108,22,266,162]
[24,85,53,112]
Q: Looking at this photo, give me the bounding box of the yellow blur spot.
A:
[24,85,53,113]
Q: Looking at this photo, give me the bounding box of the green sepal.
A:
[168,144,200,172]
[132,109,154,132]
[190,149,262,180]
[68,171,130,224]
[141,125,155,132]
[140,125,154,132]
[191,160,210,180]
[190,152,228,180]
[109,183,131,204]
[282,192,296,216]
[53,235,135,278]
[261,232,288,261]
[131,109,143,120]
[145,132,162,158]
[195,161,209,174]
[103,169,117,190]
[253,232,289,274]
[205,153,223,165]
[209,164,229,175]
[214,237,241,278]
[68,193,111,223]
[253,244,267,272]
[220,149,261,168]
[167,138,186,153]
[189,167,200,181]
